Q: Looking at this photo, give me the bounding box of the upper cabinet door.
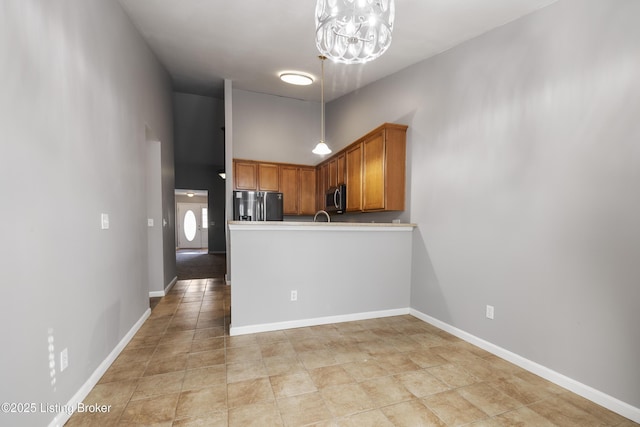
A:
[362,130,385,211]
[346,143,363,212]
[280,166,299,215]
[337,153,346,185]
[299,167,317,215]
[234,161,257,190]
[258,163,279,191]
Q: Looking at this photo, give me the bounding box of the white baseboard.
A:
[148,276,177,298]
[230,308,409,336]
[409,308,640,424]
[47,308,151,427]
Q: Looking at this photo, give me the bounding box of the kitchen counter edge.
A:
[228,221,416,231]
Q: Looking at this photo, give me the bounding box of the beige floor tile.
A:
[98,361,147,384]
[396,369,450,398]
[556,391,628,425]
[338,409,394,427]
[456,382,522,416]
[143,353,188,376]
[255,330,289,344]
[182,365,226,391]
[172,411,228,427]
[119,393,180,424]
[489,375,549,405]
[427,363,479,388]
[83,379,138,406]
[270,371,317,398]
[227,377,274,408]
[186,349,225,369]
[175,385,227,419]
[422,390,488,426]
[309,365,355,389]
[193,326,225,339]
[341,360,388,381]
[63,403,126,427]
[131,370,185,401]
[360,375,415,406]
[226,344,262,363]
[321,383,375,417]
[226,360,267,383]
[228,401,283,427]
[259,340,297,358]
[190,336,225,353]
[491,406,556,426]
[154,340,192,357]
[528,397,605,427]
[405,348,449,368]
[381,399,445,427]
[158,330,195,345]
[298,349,339,369]
[263,356,307,376]
[225,334,259,348]
[373,353,421,374]
[277,391,332,426]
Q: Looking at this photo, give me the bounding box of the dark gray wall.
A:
[173,92,226,252]
[0,1,175,425]
[327,0,640,412]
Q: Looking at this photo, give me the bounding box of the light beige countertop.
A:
[228,221,416,231]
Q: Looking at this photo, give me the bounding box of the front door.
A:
[177,203,208,249]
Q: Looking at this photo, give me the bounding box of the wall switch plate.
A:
[290,290,297,301]
[101,213,109,229]
[486,305,495,320]
[147,218,154,227]
[60,348,68,372]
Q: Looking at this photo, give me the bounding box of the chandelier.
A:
[315,0,395,64]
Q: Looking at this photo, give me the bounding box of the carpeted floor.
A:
[176,249,226,280]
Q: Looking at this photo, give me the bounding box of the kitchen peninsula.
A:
[228,221,416,335]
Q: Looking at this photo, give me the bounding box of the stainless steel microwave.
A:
[325,184,346,214]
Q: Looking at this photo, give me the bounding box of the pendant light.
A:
[312,55,332,155]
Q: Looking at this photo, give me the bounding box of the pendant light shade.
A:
[315,0,395,64]
[313,56,332,155]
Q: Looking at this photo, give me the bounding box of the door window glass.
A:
[184,210,197,241]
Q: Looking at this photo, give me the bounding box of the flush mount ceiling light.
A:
[315,0,395,64]
[186,192,195,197]
[312,56,332,156]
[279,73,314,86]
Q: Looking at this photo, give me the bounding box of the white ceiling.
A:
[118,0,557,102]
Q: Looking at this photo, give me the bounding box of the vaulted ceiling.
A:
[119,0,557,102]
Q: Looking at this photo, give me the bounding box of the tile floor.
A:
[66,278,637,426]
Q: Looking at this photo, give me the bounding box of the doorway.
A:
[175,190,209,250]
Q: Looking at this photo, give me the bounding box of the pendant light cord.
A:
[320,55,325,142]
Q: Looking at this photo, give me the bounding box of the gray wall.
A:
[173,92,226,252]
[0,1,175,425]
[229,226,413,333]
[327,0,640,410]
[232,89,321,166]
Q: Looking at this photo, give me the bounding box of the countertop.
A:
[228,221,416,231]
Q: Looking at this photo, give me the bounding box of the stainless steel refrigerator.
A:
[233,191,284,221]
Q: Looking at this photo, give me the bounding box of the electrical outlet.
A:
[486,305,495,320]
[147,218,154,227]
[60,348,69,372]
[290,290,297,301]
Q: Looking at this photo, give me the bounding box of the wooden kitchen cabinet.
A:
[299,167,316,215]
[279,165,316,215]
[362,123,407,211]
[337,152,346,185]
[233,160,257,190]
[280,165,299,214]
[258,163,279,191]
[346,143,363,212]
[328,158,338,188]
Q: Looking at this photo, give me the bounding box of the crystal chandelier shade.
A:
[315,0,395,64]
